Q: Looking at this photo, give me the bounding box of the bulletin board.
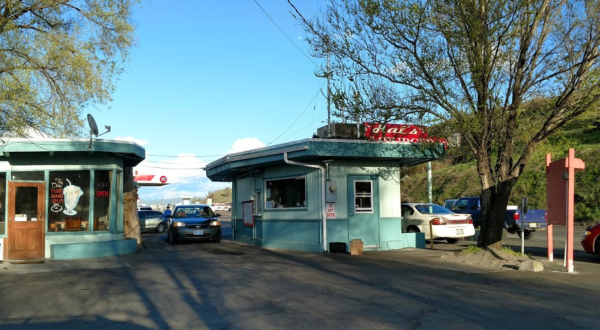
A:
[243,201,254,227]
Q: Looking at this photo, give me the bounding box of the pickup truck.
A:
[450,197,547,239]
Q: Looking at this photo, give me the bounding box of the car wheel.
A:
[156,223,165,233]
[406,226,420,233]
[446,238,459,244]
[213,237,222,243]
[517,230,535,240]
[167,230,177,245]
[595,239,600,260]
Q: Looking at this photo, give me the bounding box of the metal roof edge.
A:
[204,139,311,170]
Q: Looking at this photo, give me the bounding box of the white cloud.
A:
[136,138,263,202]
[228,137,265,154]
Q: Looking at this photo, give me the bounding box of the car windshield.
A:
[414,204,452,214]
[173,206,215,218]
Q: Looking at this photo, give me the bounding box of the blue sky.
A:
[87,1,329,205]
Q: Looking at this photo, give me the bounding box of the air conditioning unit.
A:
[316,123,365,139]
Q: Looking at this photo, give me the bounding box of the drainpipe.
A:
[283,152,328,252]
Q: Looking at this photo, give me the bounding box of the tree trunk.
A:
[123,167,141,248]
[477,181,515,250]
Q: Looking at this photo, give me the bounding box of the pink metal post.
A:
[546,149,585,273]
[547,224,553,262]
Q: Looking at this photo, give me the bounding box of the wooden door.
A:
[6,182,45,260]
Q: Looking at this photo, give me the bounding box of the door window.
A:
[15,187,39,221]
[354,181,373,213]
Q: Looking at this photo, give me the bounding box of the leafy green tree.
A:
[292,0,600,249]
[0,0,139,137]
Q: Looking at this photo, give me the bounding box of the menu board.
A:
[243,201,254,227]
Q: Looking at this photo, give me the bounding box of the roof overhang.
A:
[0,138,145,167]
[204,138,445,182]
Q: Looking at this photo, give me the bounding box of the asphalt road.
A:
[0,216,599,330]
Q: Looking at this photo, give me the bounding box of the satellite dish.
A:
[87,114,111,149]
[87,114,99,137]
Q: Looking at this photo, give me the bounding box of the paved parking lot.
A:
[0,219,598,330]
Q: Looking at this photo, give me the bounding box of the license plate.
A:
[194,230,204,235]
[456,229,464,235]
[530,223,537,228]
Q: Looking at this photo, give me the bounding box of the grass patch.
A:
[458,245,482,255]
[502,247,523,257]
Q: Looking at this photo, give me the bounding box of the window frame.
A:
[264,175,307,210]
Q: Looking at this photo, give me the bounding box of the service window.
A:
[265,176,306,209]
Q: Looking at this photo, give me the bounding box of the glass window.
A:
[11,171,44,181]
[15,186,38,221]
[93,170,111,231]
[265,177,306,209]
[415,204,452,214]
[254,190,262,215]
[453,199,469,211]
[48,171,90,232]
[401,205,413,216]
[0,173,6,235]
[354,181,373,213]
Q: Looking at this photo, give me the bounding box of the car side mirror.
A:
[215,214,221,218]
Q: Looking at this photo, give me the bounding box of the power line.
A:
[252,0,318,67]
[268,83,324,145]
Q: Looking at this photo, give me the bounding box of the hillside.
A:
[401,118,600,225]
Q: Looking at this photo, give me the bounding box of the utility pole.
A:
[326,35,332,138]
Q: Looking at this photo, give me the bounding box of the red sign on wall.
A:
[364,123,448,148]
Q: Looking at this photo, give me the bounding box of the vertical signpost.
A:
[546,149,585,273]
[520,197,528,255]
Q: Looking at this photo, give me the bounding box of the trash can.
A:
[350,239,363,256]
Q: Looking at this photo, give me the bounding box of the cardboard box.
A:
[350,239,363,256]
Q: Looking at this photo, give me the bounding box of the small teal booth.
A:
[0,138,144,260]
[205,137,444,253]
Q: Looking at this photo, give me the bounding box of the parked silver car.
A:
[138,210,166,233]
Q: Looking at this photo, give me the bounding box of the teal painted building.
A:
[0,138,144,260]
[205,138,444,253]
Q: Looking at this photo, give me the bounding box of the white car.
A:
[401,203,475,243]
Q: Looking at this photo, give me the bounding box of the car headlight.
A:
[210,220,220,226]
[584,230,592,237]
[173,221,185,227]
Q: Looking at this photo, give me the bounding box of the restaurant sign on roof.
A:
[364,123,448,148]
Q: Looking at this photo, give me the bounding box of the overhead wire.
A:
[2,2,328,168]
[252,0,319,67]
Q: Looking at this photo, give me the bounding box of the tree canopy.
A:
[292,0,600,248]
[0,0,139,138]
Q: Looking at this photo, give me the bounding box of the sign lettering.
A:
[364,123,448,148]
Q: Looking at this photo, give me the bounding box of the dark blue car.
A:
[165,204,221,244]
